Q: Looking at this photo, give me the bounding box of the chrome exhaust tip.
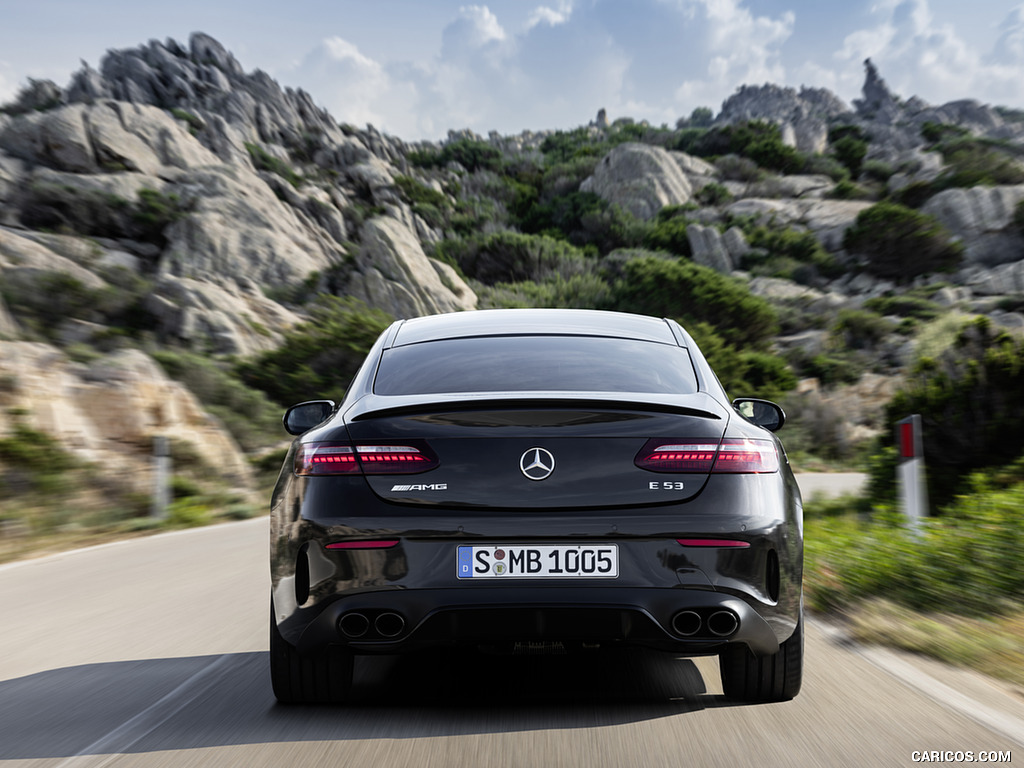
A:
[707,610,739,637]
[374,612,406,638]
[338,612,370,638]
[671,610,702,637]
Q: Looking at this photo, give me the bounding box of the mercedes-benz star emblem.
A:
[520,447,555,481]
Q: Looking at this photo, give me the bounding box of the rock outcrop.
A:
[724,198,873,253]
[580,143,694,219]
[921,186,1024,266]
[346,218,476,317]
[686,224,752,274]
[0,342,252,486]
[0,32,479,333]
[717,84,850,154]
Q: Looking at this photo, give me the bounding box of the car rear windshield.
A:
[374,336,698,395]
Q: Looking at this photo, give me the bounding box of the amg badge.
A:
[391,483,448,491]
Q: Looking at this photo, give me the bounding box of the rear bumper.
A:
[285,586,783,657]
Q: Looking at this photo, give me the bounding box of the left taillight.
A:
[295,441,439,476]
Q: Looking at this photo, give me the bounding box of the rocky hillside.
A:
[2,33,1024,535]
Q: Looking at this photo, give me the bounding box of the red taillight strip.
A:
[677,539,751,548]
[326,540,400,550]
[296,444,359,476]
[295,441,439,476]
[635,438,779,473]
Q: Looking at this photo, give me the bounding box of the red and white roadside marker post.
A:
[896,415,928,529]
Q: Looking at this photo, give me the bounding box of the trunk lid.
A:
[343,393,730,509]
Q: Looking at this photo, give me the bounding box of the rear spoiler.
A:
[346,393,725,422]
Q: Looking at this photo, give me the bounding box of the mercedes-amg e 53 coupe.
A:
[270,308,803,703]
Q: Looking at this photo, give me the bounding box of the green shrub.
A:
[515,191,647,255]
[744,225,840,281]
[781,391,860,461]
[876,317,1024,511]
[805,480,1024,615]
[236,296,393,407]
[802,154,850,182]
[133,188,187,245]
[152,350,284,451]
[843,201,963,281]
[170,475,203,499]
[861,159,895,182]
[693,120,803,174]
[920,121,969,145]
[604,253,778,347]
[939,139,1024,187]
[832,136,868,178]
[714,154,763,182]
[688,107,714,128]
[477,274,612,310]
[437,232,592,285]
[829,180,858,199]
[695,182,733,206]
[167,499,213,528]
[433,138,504,173]
[393,175,448,208]
[828,309,896,350]
[643,209,691,256]
[862,295,942,321]
[170,108,204,134]
[0,424,78,475]
[540,128,608,163]
[245,143,302,188]
[685,321,796,400]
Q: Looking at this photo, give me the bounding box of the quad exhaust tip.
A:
[338,612,370,638]
[671,610,702,637]
[670,609,739,638]
[707,610,739,637]
[374,612,406,638]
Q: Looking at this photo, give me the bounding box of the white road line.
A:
[813,618,1024,748]
[52,654,235,768]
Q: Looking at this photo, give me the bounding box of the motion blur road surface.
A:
[1,496,1021,767]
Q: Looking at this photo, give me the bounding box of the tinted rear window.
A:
[374,336,698,395]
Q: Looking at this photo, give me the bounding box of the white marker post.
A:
[896,415,928,529]
[151,435,171,520]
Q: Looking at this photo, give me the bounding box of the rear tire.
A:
[270,599,354,704]
[719,611,802,703]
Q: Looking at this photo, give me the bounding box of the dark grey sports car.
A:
[270,308,803,704]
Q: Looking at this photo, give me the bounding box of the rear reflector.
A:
[676,539,751,548]
[295,441,438,476]
[326,540,400,550]
[635,438,779,474]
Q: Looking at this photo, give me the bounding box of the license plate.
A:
[457,544,618,579]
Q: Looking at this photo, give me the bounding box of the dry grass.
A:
[836,598,1024,689]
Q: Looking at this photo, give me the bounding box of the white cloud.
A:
[526,2,573,29]
[0,62,18,106]
[282,0,798,138]
[989,5,1024,65]
[671,0,794,114]
[835,0,1024,107]
[280,0,1023,142]
[288,36,412,132]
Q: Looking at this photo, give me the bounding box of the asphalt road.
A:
[1,504,1021,768]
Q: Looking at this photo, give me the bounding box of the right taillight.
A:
[635,438,778,474]
[295,441,439,476]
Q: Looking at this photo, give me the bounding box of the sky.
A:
[1,0,1023,141]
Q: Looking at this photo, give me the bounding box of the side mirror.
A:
[283,400,336,436]
[732,398,785,432]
